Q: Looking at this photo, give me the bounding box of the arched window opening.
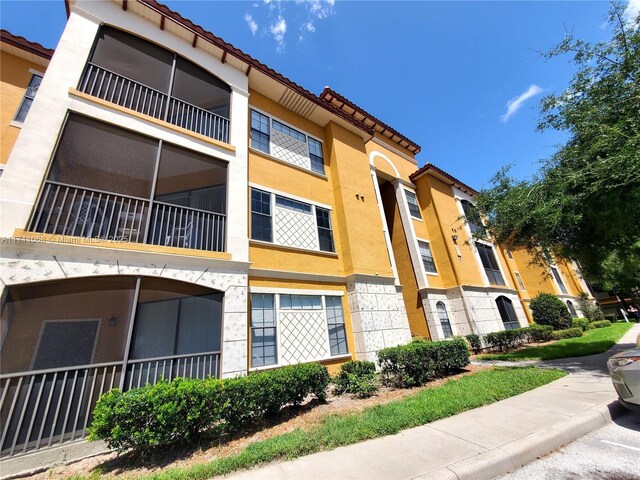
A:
[496,296,519,330]
[566,300,577,317]
[436,301,453,338]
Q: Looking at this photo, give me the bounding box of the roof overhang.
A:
[0,30,53,68]
[410,163,478,196]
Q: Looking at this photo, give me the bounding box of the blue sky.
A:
[2,1,636,189]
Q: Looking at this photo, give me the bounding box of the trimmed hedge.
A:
[465,334,482,354]
[485,329,528,351]
[333,360,378,398]
[551,327,583,340]
[89,362,330,453]
[587,320,612,330]
[526,324,554,342]
[378,338,470,388]
[571,318,590,331]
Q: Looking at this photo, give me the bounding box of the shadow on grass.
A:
[89,398,326,476]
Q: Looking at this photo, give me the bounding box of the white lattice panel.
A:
[275,207,319,250]
[271,130,310,169]
[279,311,329,364]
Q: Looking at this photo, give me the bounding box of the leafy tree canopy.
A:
[477,3,640,294]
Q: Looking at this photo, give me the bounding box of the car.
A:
[607,332,640,411]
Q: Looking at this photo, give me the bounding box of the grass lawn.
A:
[477,322,634,362]
[84,367,564,480]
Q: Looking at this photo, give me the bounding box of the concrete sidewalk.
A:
[223,323,640,480]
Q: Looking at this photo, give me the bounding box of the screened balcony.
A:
[78,27,231,143]
[28,114,227,252]
[0,277,223,458]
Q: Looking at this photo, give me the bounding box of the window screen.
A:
[33,320,99,370]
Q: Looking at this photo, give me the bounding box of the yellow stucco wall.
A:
[1,51,45,165]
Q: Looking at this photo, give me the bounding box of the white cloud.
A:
[244,14,258,35]
[500,84,543,122]
[304,21,315,32]
[624,0,640,24]
[269,16,287,51]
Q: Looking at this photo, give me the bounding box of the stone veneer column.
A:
[346,275,412,363]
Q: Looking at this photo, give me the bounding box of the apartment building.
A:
[0,0,590,462]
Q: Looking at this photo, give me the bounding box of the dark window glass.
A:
[171,57,231,118]
[315,207,335,252]
[326,296,348,355]
[406,190,421,219]
[551,267,568,294]
[419,241,437,274]
[251,294,277,367]
[275,196,312,214]
[436,302,453,338]
[279,295,322,310]
[251,189,272,242]
[272,119,306,142]
[496,296,519,330]
[566,300,577,317]
[308,138,325,174]
[48,114,157,198]
[476,243,505,286]
[515,272,526,290]
[14,74,42,123]
[90,26,174,93]
[251,110,270,153]
[461,200,485,236]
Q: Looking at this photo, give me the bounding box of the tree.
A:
[530,293,572,330]
[476,3,640,294]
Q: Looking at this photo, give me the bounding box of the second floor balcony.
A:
[27,114,227,253]
[78,26,231,144]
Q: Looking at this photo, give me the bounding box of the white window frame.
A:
[550,265,569,295]
[514,271,526,291]
[249,184,335,254]
[11,70,44,127]
[416,238,438,276]
[249,290,350,370]
[249,107,326,176]
[403,188,423,221]
[473,239,511,289]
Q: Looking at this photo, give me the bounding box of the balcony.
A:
[79,26,231,144]
[27,114,227,253]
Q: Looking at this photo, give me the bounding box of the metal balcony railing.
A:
[29,182,226,252]
[78,63,230,143]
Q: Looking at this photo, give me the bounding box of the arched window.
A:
[566,300,577,317]
[436,301,453,338]
[495,296,519,330]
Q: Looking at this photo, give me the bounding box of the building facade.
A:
[0,0,590,461]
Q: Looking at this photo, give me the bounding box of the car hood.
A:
[611,348,640,359]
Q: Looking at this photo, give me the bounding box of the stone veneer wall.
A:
[0,243,249,378]
[346,275,412,362]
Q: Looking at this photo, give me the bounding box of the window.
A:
[308,138,325,174]
[251,294,277,367]
[316,207,335,253]
[551,266,568,294]
[326,296,348,355]
[506,248,514,260]
[566,300,577,317]
[418,241,437,274]
[514,272,526,291]
[14,73,42,123]
[280,295,322,310]
[476,243,505,285]
[251,189,272,242]
[251,110,270,153]
[496,296,519,330]
[405,190,422,219]
[275,196,312,214]
[250,110,326,175]
[461,200,485,236]
[436,302,453,338]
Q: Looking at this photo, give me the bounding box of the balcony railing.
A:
[0,350,221,458]
[29,181,226,252]
[78,63,230,144]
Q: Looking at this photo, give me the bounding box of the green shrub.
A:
[333,360,378,398]
[485,329,528,351]
[526,324,554,342]
[530,293,572,330]
[604,314,618,322]
[577,292,605,321]
[551,327,583,340]
[377,337,469,388]
[587,320,612,330]
[571,317,590,332]
[465,334,482,354]
[89,362,330,453]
